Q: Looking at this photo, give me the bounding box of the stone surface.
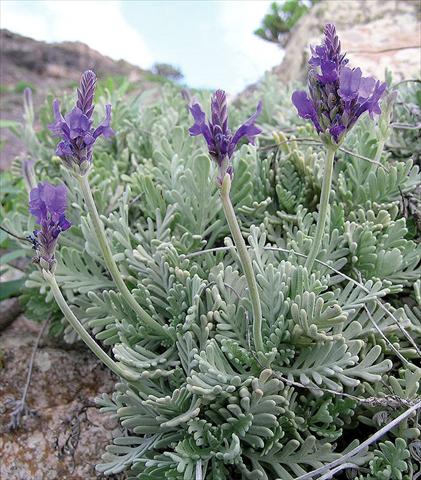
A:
[0,298,21,331]
[0,316,123,480]
[274,0,420,83]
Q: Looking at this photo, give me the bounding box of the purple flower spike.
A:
[49,70,114,175]
[28,182,71,272]
[189,89,262,184]
[77,69,96,118]
[292,24,386,145]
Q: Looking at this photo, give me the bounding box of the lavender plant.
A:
[1,23,421,480]
[49,69,114,175]
[291,23,386,272]
[188,89,265,355]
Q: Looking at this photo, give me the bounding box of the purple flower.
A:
[291,91,322,133]
[28,182,71,272]
[49,70,114,175]
[292,24,386,145]
[189,89,262,184]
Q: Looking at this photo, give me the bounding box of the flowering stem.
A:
[373,137,385,165]
[76,174,172,339]
[43,270,137,381]
[22,160,38,193]
[220,174,264,354]
[305,146,336,272]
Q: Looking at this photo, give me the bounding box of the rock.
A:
[0,316,123,479]
[0,29,146,86]
[274,0,420,83]
[0,298,21,332]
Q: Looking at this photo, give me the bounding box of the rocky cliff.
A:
[275,0,420,83]
[0,29,151,169]
[0,29,147,87]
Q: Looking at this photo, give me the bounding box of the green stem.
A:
[23,159,38,193]
[44,270,137,381]
[305,146,336,273]
[76,174,171,339]
[373,137,385,165]
[220,174,264,353]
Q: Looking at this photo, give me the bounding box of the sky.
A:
[0,0,284,93]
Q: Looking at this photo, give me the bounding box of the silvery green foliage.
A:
[357,438,411,480]
[5,77,421,479]
[387,80,421,162]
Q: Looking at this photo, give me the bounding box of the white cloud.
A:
[0,0,283,93]
[0,0,153,68]
[218,0,284,91]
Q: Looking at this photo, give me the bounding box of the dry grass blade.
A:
[294,400,421,480]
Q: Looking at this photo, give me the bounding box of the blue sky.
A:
[1,0,284,93]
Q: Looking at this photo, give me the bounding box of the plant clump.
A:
[1,23,420,480]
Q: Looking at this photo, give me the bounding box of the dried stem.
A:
[195,460,203,480]
[363,305,412,367]
[8,317,49,430]
[294,399,421,480]
[0,225,32,243]
[318,463,359,480]
[259,138,388,170]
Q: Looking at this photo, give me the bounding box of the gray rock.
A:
[274,0,420,83]
[0,316,122,479]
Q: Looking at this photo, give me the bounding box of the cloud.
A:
[0,0,153,68]
[217,1,284,91]
[1,0,283,93]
